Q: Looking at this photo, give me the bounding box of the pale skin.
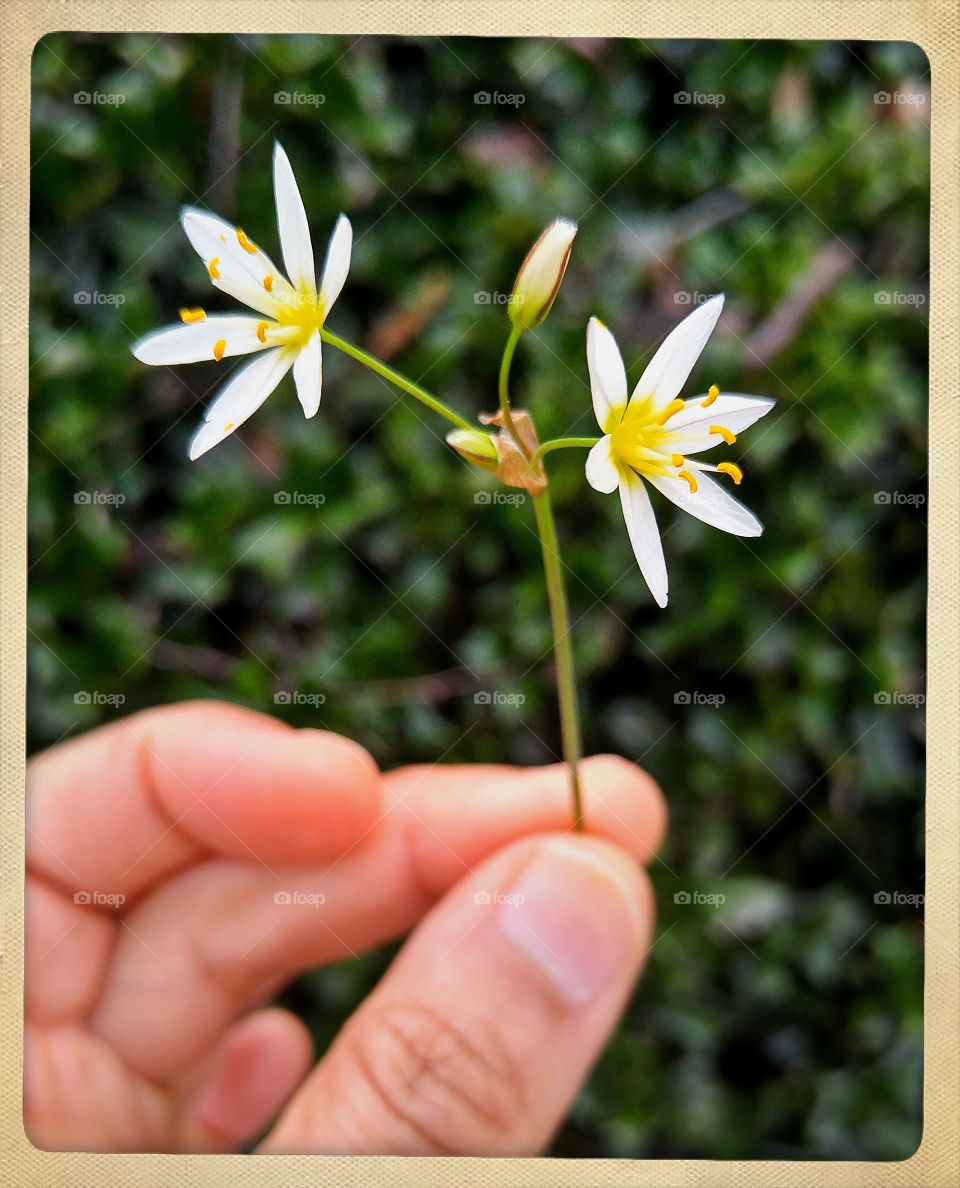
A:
[25,700,667,1154]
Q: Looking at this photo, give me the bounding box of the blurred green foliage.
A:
[29,34,927,1159]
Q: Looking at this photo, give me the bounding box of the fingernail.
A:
[497,840,643,1006]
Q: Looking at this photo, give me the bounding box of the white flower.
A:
[584,295,774,608]
[131,143,352,460]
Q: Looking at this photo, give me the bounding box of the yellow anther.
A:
[710,424,737,445]
[179,306,206,323]
[256,321,268,343]
[678,470,698,493]
[263,274,274,292]
[224,421,235,431]
[236,228,257,254]
[655,399,685,426]
[701,384,720,408]
[717,462,743,485]
[213,338,226,362]
[207,257,221,280]
[671,453,685,468]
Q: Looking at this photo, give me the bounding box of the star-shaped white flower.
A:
[131,143,352,459]
[584,295,774,608]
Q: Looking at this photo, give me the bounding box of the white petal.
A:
[648,469,763,537]
[131,316,274,365]
[293,330,322,418]
[666,393,776,455]
[586,317,628,432]
[188,347,296,460]
[632,294,725,412]
[181,206,293,318]
[585,436,619,493]
[273,142,316,295]
[319,214,352,314]
[619,473,669,608]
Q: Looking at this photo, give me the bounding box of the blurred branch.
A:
[744,241,855,368]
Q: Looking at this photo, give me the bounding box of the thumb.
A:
[260,833,654,1155]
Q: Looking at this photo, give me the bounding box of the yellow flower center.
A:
[609,397,686,479]
[273,288,326,344]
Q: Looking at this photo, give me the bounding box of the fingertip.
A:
[142,701,382,863]
[579,754,668,860]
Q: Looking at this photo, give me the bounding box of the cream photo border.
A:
[2,2,956,1184]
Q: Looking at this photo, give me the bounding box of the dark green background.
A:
[29,34,927,1159]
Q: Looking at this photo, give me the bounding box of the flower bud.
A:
[446,428,500,471]
[509,218,578,332]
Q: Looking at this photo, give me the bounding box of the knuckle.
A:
[349,997,528,1152]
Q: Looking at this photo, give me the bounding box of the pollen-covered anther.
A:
[207,258,221,280]
[213,338,226,362]
[671,453,685,467]
[656,399,685,426]
[263,274,274,292]
[700,383,720,408]
[179,307,206,323]
[710,424,737,445]
[678,469,698,493]
[256,321,268,343]
[717,462,743,485]
[236,228,257,254]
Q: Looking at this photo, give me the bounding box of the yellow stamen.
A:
[263,274,274,292]
[710,424,737,445]
[678,470,698,493]
[207,257,221,280]
[717,462,743,485]
[256,321,268,343]
[700,384,720,408]
[236,228,257,254]
[213,338,226,362]
[224,421,235,431]
[671,453,685,468]
[655,399,685,426]
[179,306,206,323]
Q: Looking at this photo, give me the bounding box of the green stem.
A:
[533,436,601,463]
[532,488,584,830]
[497,324,527,454]
[320,327,473,432]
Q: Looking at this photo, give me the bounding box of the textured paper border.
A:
[3,2,957,1184]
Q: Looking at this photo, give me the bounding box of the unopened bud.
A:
[446,428,500,471]
[509,218,577,332]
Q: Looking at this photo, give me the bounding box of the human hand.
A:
[25,700,666,1154]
